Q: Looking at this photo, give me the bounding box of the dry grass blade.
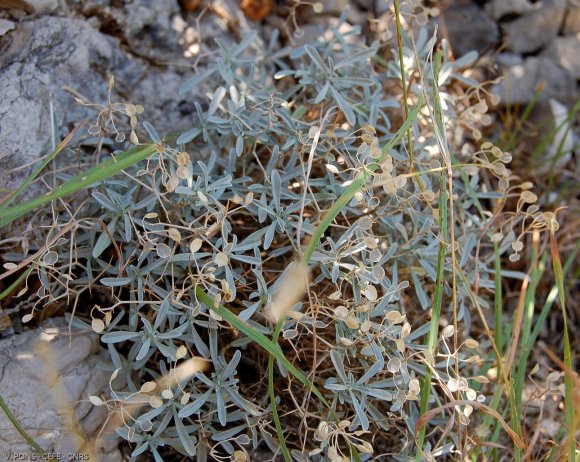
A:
[415,400,526,451]
[539,342,580,455]
[263,96,424,462]
[3,11,570,459]
[0,124,81,210]
[504,273,530,372]
[266,262,310,323]
[265,263,310,460]
[548,231,576,461]
[34,334,100,459]
[0,143,157,228]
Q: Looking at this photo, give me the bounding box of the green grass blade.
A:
[514,251,545,411]
[301,96,423,265]
[195,286,332,410]
[268,320,292,462]
[530,241,579,348]
[493,243,504,353]
[415,168,447,460]
[549,233,576,461]
[264,97,422,457]
[502,86,542,153]
[511,248,543,461]
[0,394,46,454]
[0,264,35,301]
[414,48,447,461]
[0,143,157,228]
[0,127,78,211]
[478,241,580,461]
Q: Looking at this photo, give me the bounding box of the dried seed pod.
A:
[168,227,182,243]
[92,318,105,333]
[215,252,229,267]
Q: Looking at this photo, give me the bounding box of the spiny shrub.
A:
[5,6,552,462]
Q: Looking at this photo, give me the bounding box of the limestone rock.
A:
[72,0,183,60]
[374,0,389,16]
[543,35,580,79]
[485,0,539,20]
[544,99,574,169]
[0,16,196,195]
[514,98,575,174]
[496,52,524,68]
[26,0,60,13]
[440,4,499,57]
[0,318,121,461]
[492,56,577,105]
[502,0,566,53]
[124,0,182,58]
[0,18,15,35]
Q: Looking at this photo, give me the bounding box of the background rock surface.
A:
[0,318,121,461]
[0,0,198,194]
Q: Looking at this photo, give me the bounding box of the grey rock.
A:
[544,99,574,169]
[439,5,499,57]
[0,16,196,195]
[0,318,122,461]
[502,0,566,53]
[28,0,60,13]
[126,0,173,34]
[543,35,580,78]
[74,0,182,60]
[0,18,15,36]
[353,0,373,12]
[492,56,577,105]
[516,99,574,173]
[3,0,61,14]
[563,6,580,34]
[374,0,389,16]
[125,0,182,58]
[485,0,539,20]
[496,52,524,67]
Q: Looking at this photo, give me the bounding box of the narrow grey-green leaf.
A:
[101,331,140,344]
